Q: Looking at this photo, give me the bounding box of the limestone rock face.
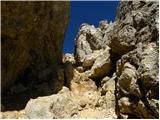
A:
[109,1,159,55]
[114,1,159,119]
[25,87,78,119]
[73,1,159,118]
[1,1,70,90]
[74,24,103,63]
[116,43,159,118]
[75,24,112,79]
[85,46,111,78]
[63,53,76,64]
[1,1,159,119]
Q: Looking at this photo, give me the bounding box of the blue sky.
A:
[63,1,119,53]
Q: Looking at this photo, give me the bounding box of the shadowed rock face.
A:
[1,1,70,90]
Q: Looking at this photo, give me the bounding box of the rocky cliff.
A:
[1,1,69,91]
[113,1,159,118]
[1,1,159,119]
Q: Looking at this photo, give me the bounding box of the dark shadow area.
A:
[93,78,102,89]
[109,50,121,77]
[63,61,74,90]
[128,114,140,119]
[1,88,51,111]
[1,81,56,111]
[1,62,74,112]
[110,50,121,119]
[114,76,121,119]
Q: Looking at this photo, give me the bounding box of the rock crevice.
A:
[1,1,159,119]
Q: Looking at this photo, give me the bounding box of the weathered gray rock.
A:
[25,87,78,119]
[99,20,109,34]
[113,1,159,118]
[82,50,100,69]
[101,21,115,48]
[63,53,76,64]
[116,42,159,118]
[87,47,112,78]
[138,43,159,95]
[109,24,137,55]
[117,62,141,97]
[101,73,115,96]
[74,23,112,78]
[1,1,70,91]
[74,24,103,63]
[109,1,159,55]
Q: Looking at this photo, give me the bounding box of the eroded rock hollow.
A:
[1,1,159,119]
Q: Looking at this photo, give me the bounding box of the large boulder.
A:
[25,87,78,119]
[74,23,112,78]
[74,23,103,63]
[1,1,70,90]
[85,46,112,79]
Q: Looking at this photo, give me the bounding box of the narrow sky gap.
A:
[63,1,119,53]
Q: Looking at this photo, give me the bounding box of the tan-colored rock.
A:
[118,97,131,114]
[25,87,78,119]
[71,69,97,94]
[82,50,100,69]
[88,47,112,78]
[1,110,25,119]
[70,69,116,119]
[74,23,103,63]
[116,43,159,118]
[63,53,76,64]
[117,62,141,97]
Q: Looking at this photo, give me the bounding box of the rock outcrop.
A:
[109,1,159,56]
[1,1,70,91]
[114,1,159,118]
[74,1,159,119]
[24,69,117,119]
[1,1,159,119]
[74,24,112,79]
